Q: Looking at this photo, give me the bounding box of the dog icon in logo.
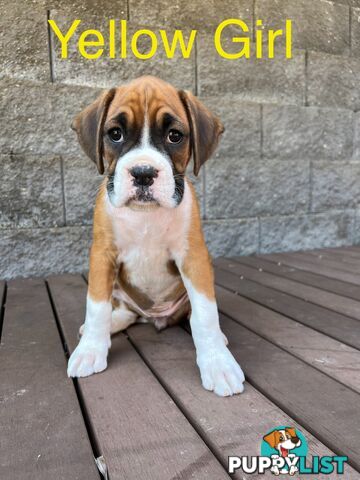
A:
[263,427,302,475]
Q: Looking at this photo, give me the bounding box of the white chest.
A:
[106,184,192,300]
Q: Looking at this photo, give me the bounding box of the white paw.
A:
[67,340,109,378]
[197,347,245,396]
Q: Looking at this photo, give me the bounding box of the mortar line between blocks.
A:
[252,0,256,42]
[194,38,199,96]
[60,157,67,225]
[309,160,313,213]
[46,10,54,83]
[304,50,308,106]
[259,104,264,158]
[350,6,352,54]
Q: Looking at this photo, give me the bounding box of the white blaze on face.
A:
[109,113,176,209]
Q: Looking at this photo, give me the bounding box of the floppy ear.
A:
[178,90,224,176]
[285,427,297,437]
[263,431,279,449]
[71,88,116,174]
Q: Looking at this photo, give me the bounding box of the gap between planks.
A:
[231,254,360,302]
[214,262,360,352]
[261,251,360,286]
[48,273,360,477]
[47,274,229,480]
[215,258,360,323]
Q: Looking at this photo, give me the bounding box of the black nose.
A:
[291,436,300,444]
[130,165,158,187]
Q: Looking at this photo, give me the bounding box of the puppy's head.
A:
[72,76,223,210]
[263,428,301,455]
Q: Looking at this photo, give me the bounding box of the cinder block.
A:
[63,155,101,225]
[353,111,360,159]
[0,226,92,279]
[351,7,360,56]
[199,97,261,158]
[354,209,360,243]
[198,31,305,104]
[260,210,355,253]
[311,161,360,211]
[262,105,354,159]
[203,218,259,257]
[50,12,195,90]
[332,0,360,7]
[308,51,360,109]
[129,0,252,30]
[0,154,64,228]
[0,77,102,156]
[0,2,49,81]
[46,0,127,16]
[206,158,309,219]
[255,0,350,55]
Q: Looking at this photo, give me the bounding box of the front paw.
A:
[67,340,109,378]
[197,346,245,396]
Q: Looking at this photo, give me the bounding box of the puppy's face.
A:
[72,76,224,210]
[263,427,301,456]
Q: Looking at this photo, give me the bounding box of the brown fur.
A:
[77,76,220,309]
[88,181,117,302]
[182,180,215,301]
[263,428,297,449]
[263,430,282,449]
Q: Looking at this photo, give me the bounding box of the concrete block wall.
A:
[1,0,360,277]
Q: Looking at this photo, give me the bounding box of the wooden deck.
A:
[1,246,360,479]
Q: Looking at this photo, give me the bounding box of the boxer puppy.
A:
[67,76,245,396]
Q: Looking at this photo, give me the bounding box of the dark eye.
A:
[167,129,183,144]
[108,128,123,143]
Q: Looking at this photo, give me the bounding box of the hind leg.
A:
[110,301,138,334]
[79,299,138,337]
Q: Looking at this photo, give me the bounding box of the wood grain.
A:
[231,255,360,301]
[214,258,360,321]
[214,263,360,350]
[214,284,360,393]
[218,313,360,471]
[47,274,228,480]
[128,323,360,479]
[261,252,360,286]
[285,251,360,274]
[0,278,98,480]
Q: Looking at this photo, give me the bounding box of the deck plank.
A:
[229,255,360,301]
[218,312,360,471]
[127,323,359,479]
[0,278,98,480]
[47,274,228,480]
[284,250,360,275]
[214,284,360,393]
[262,252,360,286]
[336,246,360,256]
[214,264,360,350]
[215,258,360,321]
[306,249,360,266]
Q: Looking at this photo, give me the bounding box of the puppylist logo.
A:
[228,426,348,476]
